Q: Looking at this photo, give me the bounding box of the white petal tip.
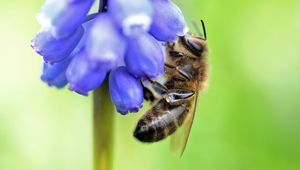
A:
[122,14,152,36]
[177,26,189,37]
[36,13,52,28]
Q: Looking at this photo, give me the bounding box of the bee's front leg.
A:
[144,75,194,105]
[165,89,195,105]
[144,75,168,96]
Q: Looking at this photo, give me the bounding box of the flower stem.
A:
[93,81,114,170]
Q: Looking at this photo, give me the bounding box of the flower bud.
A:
[150,0,188,41]
[125,29,165,78]
[85,14,126,70]
[41,57,72,88]
[66,51,107,96]
[36,0,94,38]
[109,67,144,115]
[70,14,98,57]
[109,0,152,35]
[31,26,83,64]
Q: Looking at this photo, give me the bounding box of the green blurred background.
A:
[0,0,299,170]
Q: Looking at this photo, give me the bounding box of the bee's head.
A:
[180,20,207,57]
[182,34,206,56]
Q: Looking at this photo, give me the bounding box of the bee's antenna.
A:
[201,20,207,40]
[192,20,207,40]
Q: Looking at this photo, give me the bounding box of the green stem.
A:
[93,81,114,170]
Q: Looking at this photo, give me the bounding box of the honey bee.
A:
[134,21,209,155]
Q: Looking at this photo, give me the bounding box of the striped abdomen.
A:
[134,99,190,142]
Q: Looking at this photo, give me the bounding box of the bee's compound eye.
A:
[183,36,203,56]
[188,38,202,52]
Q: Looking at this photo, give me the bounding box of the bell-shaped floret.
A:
[109,67,144,115]
[109,0,153,35]
[150,0,188,41]
[125,29,165,78]
[85,13,126,70]
[66,51,107,96]
[36,0,94,38]
[31,26,83,63]
[41,57,72,88]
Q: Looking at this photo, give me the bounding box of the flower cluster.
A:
[32,0,187,114]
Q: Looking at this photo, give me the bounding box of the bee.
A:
[134,20,209,155]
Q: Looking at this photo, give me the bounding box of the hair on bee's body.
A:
[134,21,209,154]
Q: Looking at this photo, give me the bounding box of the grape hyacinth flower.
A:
[32,0,188,114]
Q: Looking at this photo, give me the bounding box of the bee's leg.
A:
[144,75,194,105]
[140,80,156,103]
[144,75,168,97]
[164,63,192,81]
[166,89,195,105]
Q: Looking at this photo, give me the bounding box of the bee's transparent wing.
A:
[170,81,200,156]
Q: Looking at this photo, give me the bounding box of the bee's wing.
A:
[170,80,200,156]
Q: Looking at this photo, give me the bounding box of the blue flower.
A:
[31,26,83,63]
[36,0,95,38]
[32,0,187,114]
[85,13,126,70]
[150,0,188,41]
[66,51,108,96]
[109,67,144,114]
[109,0,153,35]
[125,28,165,78]
[41,57,72,88]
